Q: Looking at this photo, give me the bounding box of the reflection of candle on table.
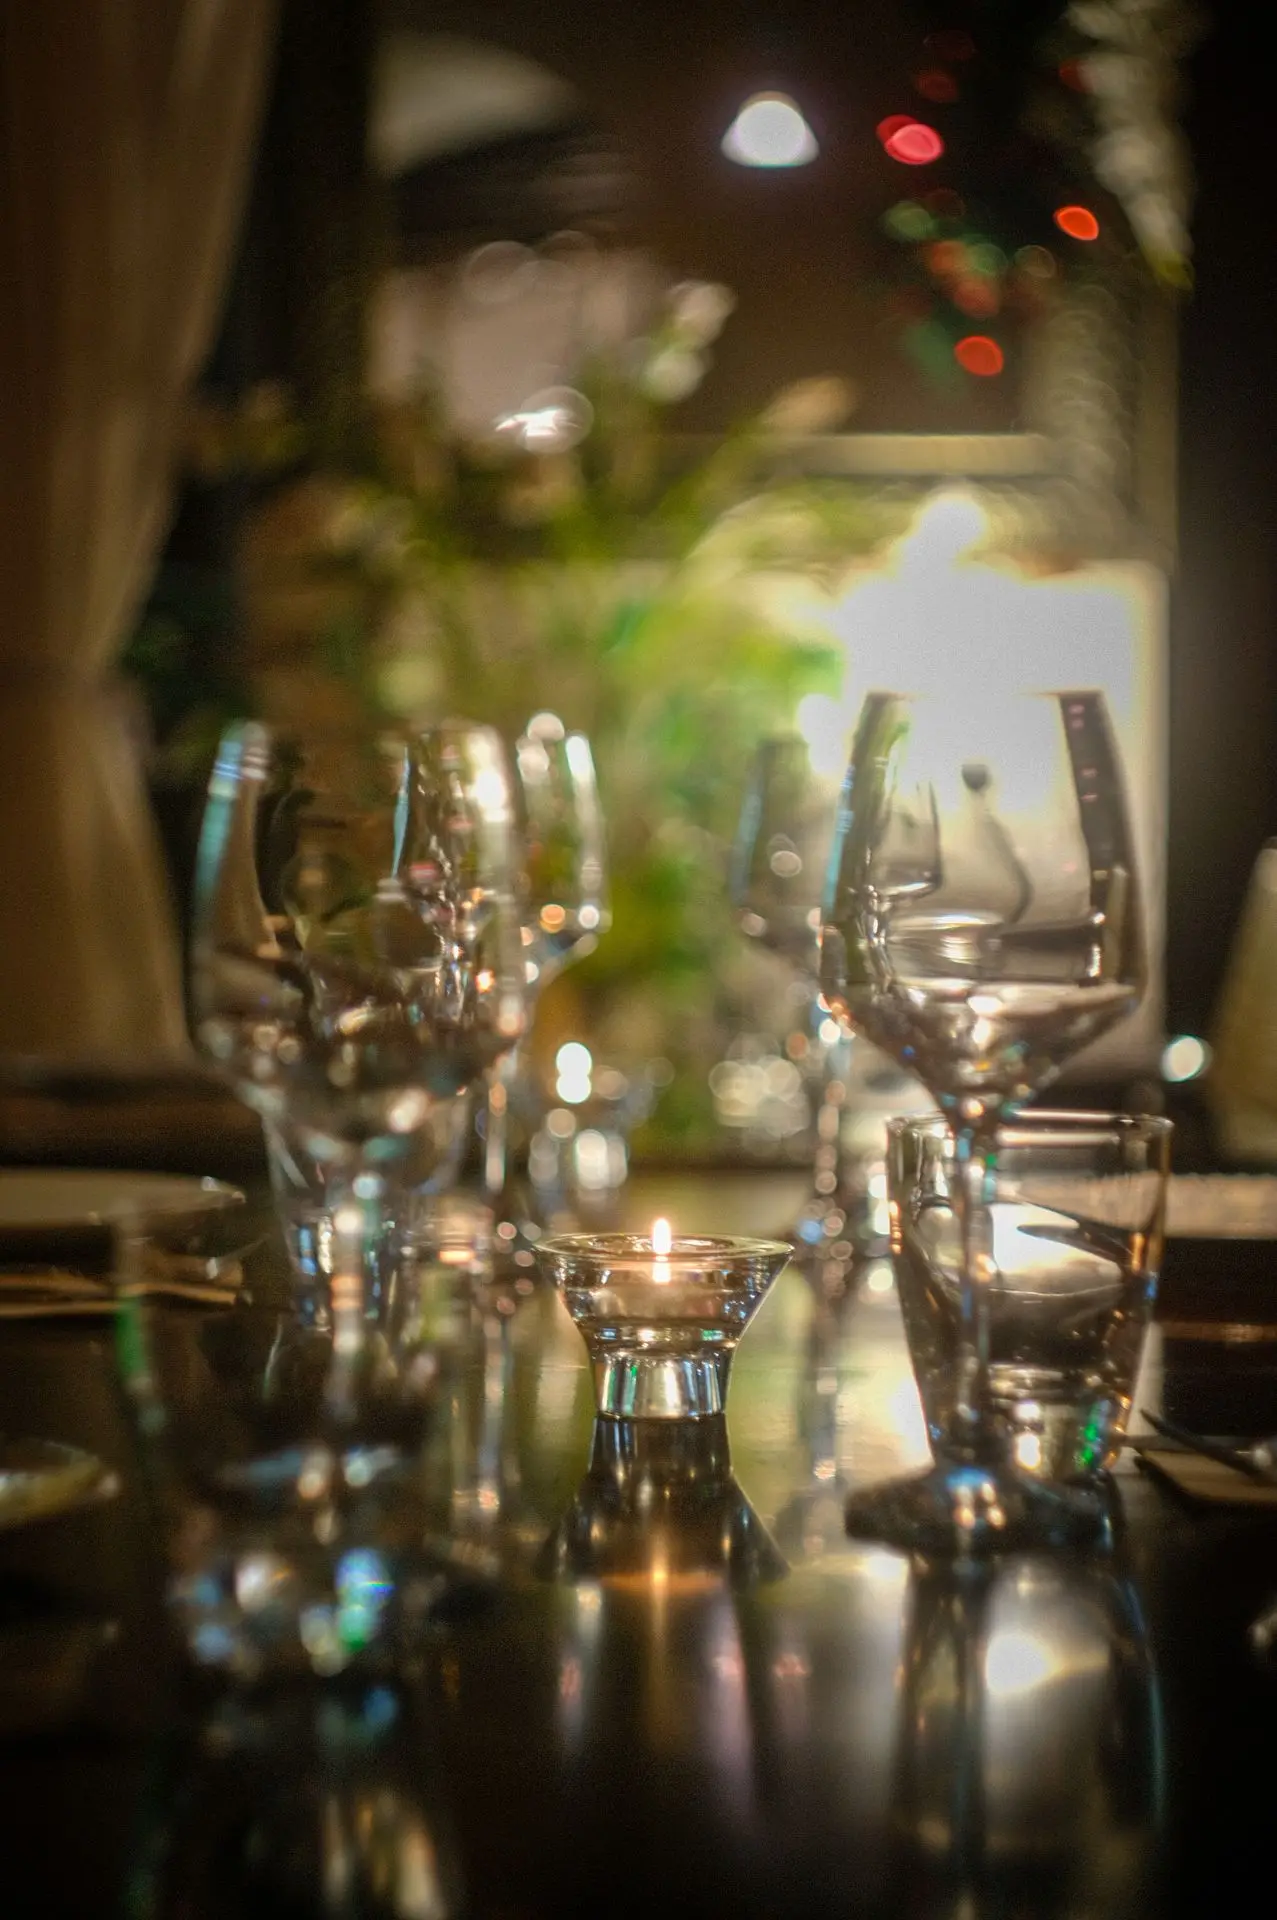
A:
[651,1216,672,1285]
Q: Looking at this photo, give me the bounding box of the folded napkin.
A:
[0,1256,243,1321]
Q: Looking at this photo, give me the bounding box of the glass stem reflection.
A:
[483,1052,516,1203]
[896,1565,993,1900]
[950,1121,1000,1464]
[325,1168,387,1430]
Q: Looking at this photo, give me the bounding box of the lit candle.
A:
[651,1216,672,1284]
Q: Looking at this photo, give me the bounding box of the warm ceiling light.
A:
[722,92,817,168]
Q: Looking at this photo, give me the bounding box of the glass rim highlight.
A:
[537,1231,793,1267]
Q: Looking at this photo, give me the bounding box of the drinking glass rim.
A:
[860,686,1114,703]
[536,1232,793,1264]
[886,1109,1174,1151]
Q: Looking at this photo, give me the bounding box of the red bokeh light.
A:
[876,114,916,145]
[914,68,959,104]
[925,239,967,277]
[884,122,945,165]
[953,278,1000,318]
[1058,58,1089,91]
[1054,204,1100,241]
[954,335,1004,376]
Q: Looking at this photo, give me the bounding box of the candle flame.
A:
[651,1217,672,1255]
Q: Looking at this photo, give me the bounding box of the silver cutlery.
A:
[1137,1409,1277,1482]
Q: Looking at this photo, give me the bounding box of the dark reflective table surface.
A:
[3,1174,1277,1918]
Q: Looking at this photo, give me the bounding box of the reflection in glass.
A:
[117,1284,470,1682]
[888,1552,1163,1916]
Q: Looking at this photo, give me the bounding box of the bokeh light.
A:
[795,692,849,781]
[1058,58,1089,92]
[903,317,958,383]
[1015,244,1057,279]
[953,279,1000,318]
[985,1630,1057,1698]
[968,241,1008,276]
[1054,204,1100,241]
[954,334,1005,376]
[876,113,916,145]
[914,68,959,103]
[495,386,593,452]
[556,1040,594,1105]
[882,199,935,241]
[884,122,945,165]
[926,238,967,276]
[722,93,818,168]
[1161,1034,1210,1083]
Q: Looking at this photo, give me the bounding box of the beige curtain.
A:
[0,0,278,1062]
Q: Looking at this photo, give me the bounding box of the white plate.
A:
[0,1168,242,1235]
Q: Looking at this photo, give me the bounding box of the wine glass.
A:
[481,713,609,1220]
[820,689,1146,1551]
[446,716,609,1557]
[192,717,527,1353]
[733,733,925,1266]
[734,733,837,971]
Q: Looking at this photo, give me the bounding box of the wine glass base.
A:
[844,1461,1107,1557]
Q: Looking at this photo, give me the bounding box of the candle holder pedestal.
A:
[536,1232,791,1420]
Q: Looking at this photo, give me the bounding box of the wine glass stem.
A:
[325,1167,387,1428]
[484,1053,517,1202]
[950,1121,1000,1464]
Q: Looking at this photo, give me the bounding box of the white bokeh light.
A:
[1162,1033,1209,1082]
[721,93,817,168]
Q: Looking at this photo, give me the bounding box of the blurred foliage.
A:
[128,280,912,1152]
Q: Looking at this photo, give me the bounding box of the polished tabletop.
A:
[3,1170,1277,1918]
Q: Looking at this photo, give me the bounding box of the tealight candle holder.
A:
[535,1226,791,1419]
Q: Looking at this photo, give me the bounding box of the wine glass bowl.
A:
[480,715,610,1224]
[514,714,610,990]
[733,732,840,971]
[193,721,527,1170]
[733,730,923,1264]
[821,691,1146,1131]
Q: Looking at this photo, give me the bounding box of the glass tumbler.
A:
[889,1111,1171,1485]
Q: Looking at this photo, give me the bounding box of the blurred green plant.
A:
[130,279,911,1152]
